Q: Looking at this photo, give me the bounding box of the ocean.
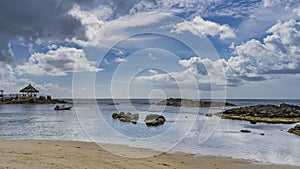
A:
[0,99,299,165]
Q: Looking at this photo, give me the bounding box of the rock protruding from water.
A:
[240,129,251,133]
[112,112,139,124]
[144,114,166,126]
[205,113,213,117]
[288,124,300,136]
[216,103,300,124]
[157,98,235,107]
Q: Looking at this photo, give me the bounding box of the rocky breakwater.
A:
[288,124,300,136]
[216,103,300,124]
[157,98,236,107]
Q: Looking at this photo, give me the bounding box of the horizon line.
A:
[56,97,300,100]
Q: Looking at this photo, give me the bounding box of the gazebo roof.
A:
[20,84,39,93]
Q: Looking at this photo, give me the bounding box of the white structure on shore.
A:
[0,90,3,100]
[0,84,45,102]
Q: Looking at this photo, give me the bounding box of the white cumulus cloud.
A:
[16,47,101,76]
[172,16,236,39]
[232,19,300,75]
[68,4,108,46]
[237,0,300,42]
[136,19,300,90]
[0,62,17,91]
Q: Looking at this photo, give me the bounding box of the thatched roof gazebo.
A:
[20,84,39,97]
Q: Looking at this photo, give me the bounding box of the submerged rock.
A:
[144,114,166,126]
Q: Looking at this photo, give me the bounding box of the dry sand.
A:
[0,139,299,169]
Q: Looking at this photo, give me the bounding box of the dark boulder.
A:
[112,113,120,119]
[119,117,130,123]
[112,112,139,124]
[119,112,125,117]
[144,114,166,126]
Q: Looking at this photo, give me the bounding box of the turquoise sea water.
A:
[0,99,299,165]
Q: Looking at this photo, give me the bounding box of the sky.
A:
[0,0,300,99]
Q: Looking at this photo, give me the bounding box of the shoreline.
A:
[0,99,69,104]
[0,139,299,169]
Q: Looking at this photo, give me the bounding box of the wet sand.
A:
[0,139,299,169]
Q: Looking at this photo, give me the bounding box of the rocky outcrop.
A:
[157,98,235,107]
[216,103,300,124]
[112,112,139,124]
[112,112,166,126]
[144,114,166,126]
[288,124,300,136]
[0,98,68,104]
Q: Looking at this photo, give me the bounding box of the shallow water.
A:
[0,99,299,165]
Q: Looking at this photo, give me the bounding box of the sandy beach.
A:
[0,140,299,169]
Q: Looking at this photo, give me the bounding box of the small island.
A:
[0,84,68,104]
[157,98,236,107]
[216,103,300,124]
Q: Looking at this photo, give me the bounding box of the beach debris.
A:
[288,124,300,136]
[144,114,166,126]
[112,112,139,124]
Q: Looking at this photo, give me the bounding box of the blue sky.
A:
[0,0,300,99]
